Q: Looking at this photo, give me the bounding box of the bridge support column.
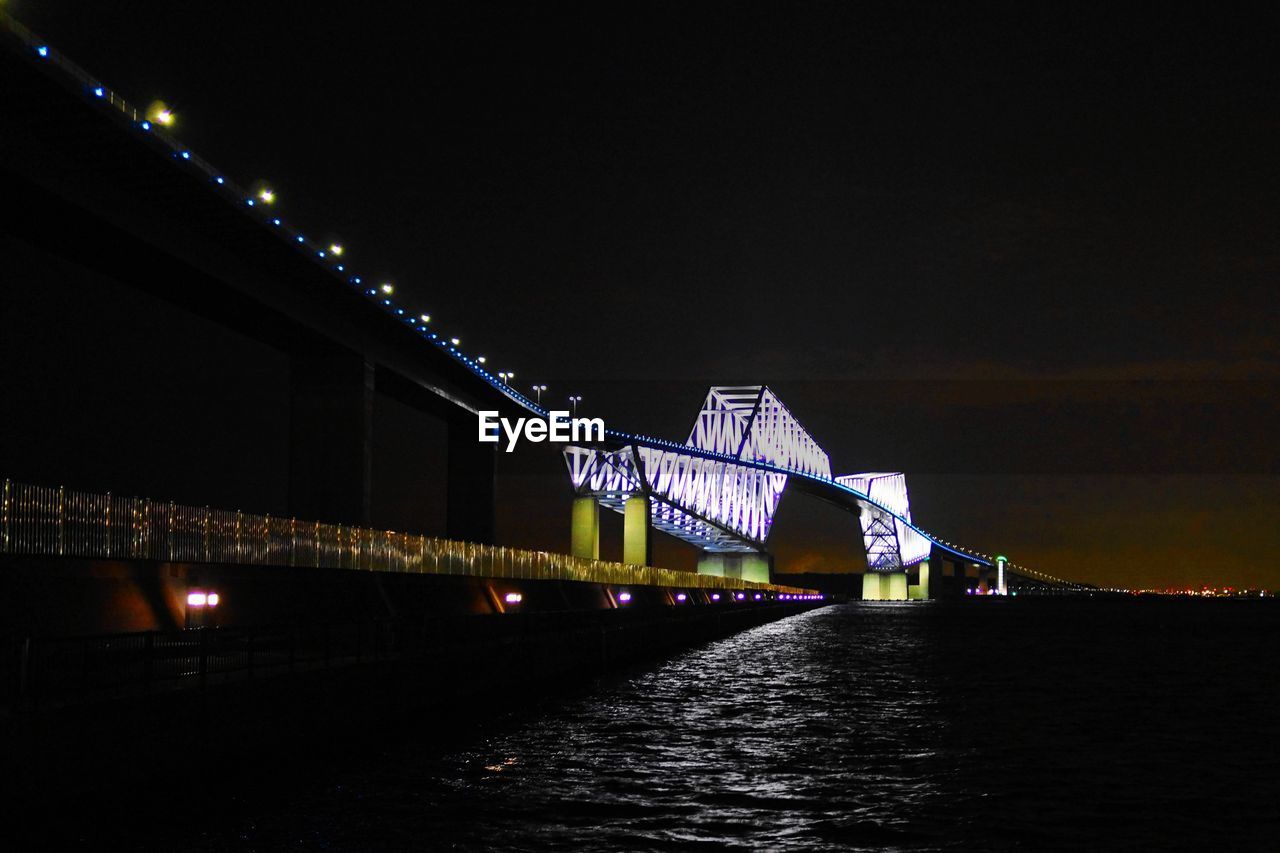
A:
[570,496,600,560]
[288,348,373,526]
[908,560,931,600]
[446,420,496,544]
[622,496,651,566]
[697,552,771,584]
[862,572,909,601]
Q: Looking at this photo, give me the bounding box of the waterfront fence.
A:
[0,480,807,593]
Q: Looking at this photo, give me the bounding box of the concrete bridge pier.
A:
[288,347,374,527]
[570,497,600,559]
[569,495,652,565]
[908,560,932,600]
[698,552,772,583]
[862,571,909,601]
[623,496,651,566]
[288,345,497,542]
[446,419,496,544]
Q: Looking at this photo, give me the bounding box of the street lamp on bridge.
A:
[568,395,582,415]
[532,384,547,403]
[499,372,515,385]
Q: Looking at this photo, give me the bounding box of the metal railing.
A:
[6,620,399,709]
[0,480,809,593]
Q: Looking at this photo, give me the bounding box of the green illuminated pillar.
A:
[570,496,599,560]
[698,552,771,581]
[911,560,931,600]
[742,553,771,584]
[698,552,727,577]
[623,495,651,566]
[863,572,908,600]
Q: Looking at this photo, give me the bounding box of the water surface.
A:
[183,599,1279,851]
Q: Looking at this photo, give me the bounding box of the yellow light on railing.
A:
[0,479,821,596]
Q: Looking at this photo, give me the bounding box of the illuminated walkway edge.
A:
[0,480,815,595]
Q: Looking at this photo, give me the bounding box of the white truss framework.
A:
[689,387,831,478]
[565,387,934,569]
[564,386,830,553]
[835,472,932,569]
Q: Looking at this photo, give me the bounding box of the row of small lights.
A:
[503,590,825,605]
[588,430,1031,576]
[140,104,595,414]
[21,29,1064,585]
[599,437,1003,567]
[198,588,827,611]
[19,35,591,418]
[914,523,1076,585]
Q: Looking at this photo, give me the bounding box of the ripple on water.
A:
[186,600,1280,852]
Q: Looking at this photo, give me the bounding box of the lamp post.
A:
[499,372,515,385]
[568,395,582,416]
[532,384,547,404]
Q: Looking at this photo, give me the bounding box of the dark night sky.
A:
[7,1,1279,588]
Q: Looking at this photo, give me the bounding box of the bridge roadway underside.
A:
[0,46,519,539]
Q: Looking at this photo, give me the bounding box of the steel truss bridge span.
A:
[1,21,1014,581]
[561,386,985,571]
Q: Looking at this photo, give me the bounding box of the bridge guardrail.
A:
[0,480,811,594]
[4,620,392,710]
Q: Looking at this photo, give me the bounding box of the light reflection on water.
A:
[190,600,1280,852]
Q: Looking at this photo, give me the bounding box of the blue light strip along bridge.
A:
[0,14,1082,595]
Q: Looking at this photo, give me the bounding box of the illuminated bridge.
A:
[0,15,1082,602]
[561,385,1048,599]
